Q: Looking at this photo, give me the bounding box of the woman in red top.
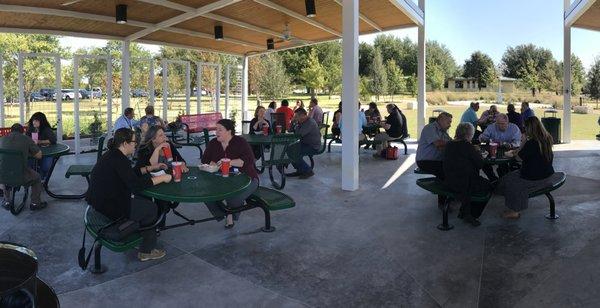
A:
[275,99,295,130]
[201,119,259,228]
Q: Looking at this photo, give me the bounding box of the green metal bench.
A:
[82,206,165,274]
[64,135,106,199]
[528,171,566,220]
[416,177,492,231]
[244,186,295,232]
[261,134,300,190]
[0,149,30,215]
[309,121,330,169]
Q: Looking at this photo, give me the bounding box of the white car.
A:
[53,89,82,100]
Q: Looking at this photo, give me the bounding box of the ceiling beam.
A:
[0,4,260,49]
[565,0,597,27]
[126,0,242,40]
[138,0,309,42]
[388,0,424,27]
[331,0,382,31]
[253,0,342,37]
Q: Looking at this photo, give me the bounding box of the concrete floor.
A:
[2,140,600,307]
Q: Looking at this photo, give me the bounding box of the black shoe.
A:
[30,201,48,211]
[299,171,314,179]
[285,171,302,177]
[462,215,481,227]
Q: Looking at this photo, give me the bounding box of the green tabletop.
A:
[40,143,70,157]
[241,133,300,145]
[141,166,252,203]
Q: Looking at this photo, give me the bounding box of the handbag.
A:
[78,218,139,270]
[386,146,399,160]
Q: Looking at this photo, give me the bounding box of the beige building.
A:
[444,77,517,93]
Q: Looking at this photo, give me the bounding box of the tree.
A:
[426,63,445,91]
[517,58,540,96]
[426,40,458,81]
[586,57,600,102]
[385,59,404,101]
[557,55,586,95]
[279,46,311,85]
[315,42,342,97]
[406,75,418,96]
[369,48,388,100]
[254,53,291,100]
[300,50,326,94]
[463,51,497,90]
[359,42,374,77]
[501,44,558,95]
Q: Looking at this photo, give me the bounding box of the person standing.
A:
[0,124,47,210]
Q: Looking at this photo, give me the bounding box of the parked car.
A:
[79,89,91,99]
[53,89,82,100]
[39,88,56,100]
[131,88,148,97]
[193,88,208,96]
[30,92,45,102]
[91,87,102,99]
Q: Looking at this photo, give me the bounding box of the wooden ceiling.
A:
[0,0,421,56]
[572,0,600,31]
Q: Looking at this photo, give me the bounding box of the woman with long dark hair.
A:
[249,106,270,159]
[496,116,557,219]
[201,119,258,229]
[136,125,188,172]
[26,112,56,180]
[86,128,172,261]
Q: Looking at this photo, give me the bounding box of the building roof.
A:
[566,0,600,31]
[447,76,518,82]
[0,0,422,56]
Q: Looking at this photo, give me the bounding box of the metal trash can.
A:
[429,109,445,124]
[541,109,561,144]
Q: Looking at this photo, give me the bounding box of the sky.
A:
[59,0,600,71]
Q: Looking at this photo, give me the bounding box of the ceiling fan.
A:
[272,23,306,45]
[61,0,85,5]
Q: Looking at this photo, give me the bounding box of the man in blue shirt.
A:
[113,107,139,131]
[521,102,535,121]
[460,102,479,127]
[338,103,367,142]
[479,113,521,180]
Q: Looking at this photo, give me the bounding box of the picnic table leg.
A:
[268,164,286,190]
[90,242,107,274]
[43,155,87,200]
[545,193,559,220]
[259,204,275,232]
[437,198,454,231]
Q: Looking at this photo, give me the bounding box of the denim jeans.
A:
[28,157,53,181]
[290,143,319,174]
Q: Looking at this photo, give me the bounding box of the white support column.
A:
[417,0,426,137]
[107,56,113,133]
[225,65,230,118]
[121,40,131,110]
[216,64,221,113]
[55,55,63,142]
[162,59,168,120]
[341,0,360,191]
[185,62,191,115]
[73,56,80,154]
[196,64,202,113]
[242,56,249,121]
[17,53,24,124]
[149,59,155,105]
[0,56,4,127]
[563,0,572,143]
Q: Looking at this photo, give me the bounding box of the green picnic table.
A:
[39,143,78,199]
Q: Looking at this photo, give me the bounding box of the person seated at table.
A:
[249,106,270,159]
[496,116,556,219]
[87,128,172,261]
[275,99,295,130]
[0,123,47,210]
[287,108,322,179]
[364,102,382,123]
[479,113,522,180]
[477,105,499,130]
[460,102,479,127]
[265,101,276,123]
[443,123,492,227]
[416,113,452,177]
[506,103,523,132]
[338,102,367,143]
[26,112,56,181]
[113,107,139,131]
[373,104,408,155]
[139,105,166,134]
[521,102,535,121]
[294,100,305,112]
[308,98,324,124]
[201,119,259,229]
[332,102,343,138]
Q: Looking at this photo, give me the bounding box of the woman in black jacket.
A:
[86,128,172,261]
[443,122,492,226]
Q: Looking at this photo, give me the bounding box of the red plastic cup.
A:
[275,125,282,134]
[489,142,498,158]
[220,158,231,177]
[162,145,173,162]
[262,125,269,136]
[31,132,38,142]
[172,162,182,182]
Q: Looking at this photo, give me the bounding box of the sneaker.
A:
[138,249,166,262]
[299,171,314,179]
[30,202,48,211]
